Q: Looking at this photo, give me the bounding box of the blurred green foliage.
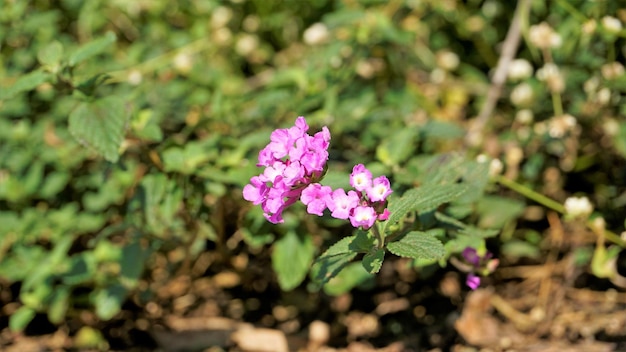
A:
[1,0,626,336]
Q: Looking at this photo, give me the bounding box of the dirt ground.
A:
[3,223,626,352]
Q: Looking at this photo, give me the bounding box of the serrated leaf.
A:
[272,230,315,291]
[387,231,445,260]
[68,31,116,66]
[9,306,36,332]
[69,95,127,162]
[311,235,357,284]
[0,70,51,100]
[350,230,376,252]
[362,248,385,274]
[384,183,467,233]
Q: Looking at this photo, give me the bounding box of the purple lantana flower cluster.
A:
[243,117,392,229]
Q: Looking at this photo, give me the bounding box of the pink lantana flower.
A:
[327,189,360,219]
[301,183,332,216]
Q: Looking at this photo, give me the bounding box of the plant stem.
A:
[496,175,626,248]
[552,91,563,117]
[372,223,385,249]
[496,175,566,213]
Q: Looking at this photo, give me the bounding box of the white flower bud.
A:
[601,62,625,80]
[515,109,534,125]
[602,16,622,34]
[507,59,533,81]
[303,23,330,45]
[211,7,233,29]
[436,50,460,71]
[430,68,446,84]
[564,196,593,218]
[127,70,142,85]
[173,53,193,74]
[213,27,232,45]
[548,114,577,138]
[489,158,503,177]
[537,63,565,92]
[603,118,619,136]
[235,34,258,56]
[582,20,597,35]
[529,22,562,49]
[510,82,534,107]
[584,76,600,94]
[597,87,611,105]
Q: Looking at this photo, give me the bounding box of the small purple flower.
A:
[462,247,481,267]
[461,247,498,290]
[350,164,372,192]
[466,273,481,290]
[366,175,393,202]
[301,183,332,216]
[327,188,359,219]
[350,206,377,229]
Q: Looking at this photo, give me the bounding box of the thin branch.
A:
[465,0,531,146]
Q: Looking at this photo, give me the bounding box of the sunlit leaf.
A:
[69,95,127,162]
[386,231,445,260]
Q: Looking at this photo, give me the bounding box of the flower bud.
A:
[597,88,611,105]
[303,23,330,45]
[507,59,533,81]
[564,196,593,219]
[211,6,233,29]
[529,22,562,49]
[601,62,625,80]
[548,114,577,138]
[515,109,534,125]
[127,70,142,85]
[601,16,622,34]
[436,50,460,71]
[235,34,259,56]
[582,20,597,35]
[537,63,564,93]
[510,82,534,107]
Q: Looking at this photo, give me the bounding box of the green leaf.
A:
[376,128,418,167]
[69,95,127,162]
[384,183,467,233]
[37,41,64,67]
[386,231,445,260]
[94,284,127,320]
[362,248,385,274]
[272,230,315,291]
[62,254,94,285]
[323,262,373,296]
[48,286,70,324]
[120,239,147,289]
[311,235,357,284]
[476,195,525,229]
[68,31,116,66]
[9,306,36,332]
[0,70,51,100]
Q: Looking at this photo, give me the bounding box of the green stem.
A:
[495,175,566,213]
[496,175,626,248]
[552,91,563,116]
[372,223,385,249]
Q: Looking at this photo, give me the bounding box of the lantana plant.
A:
[244,117,499,291]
